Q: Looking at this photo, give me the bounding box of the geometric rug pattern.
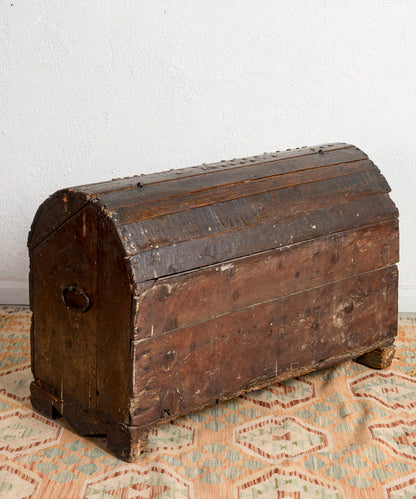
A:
[0,306,416,498]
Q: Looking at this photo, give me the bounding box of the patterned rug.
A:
[1,306,416,498]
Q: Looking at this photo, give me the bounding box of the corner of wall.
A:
[398,287,416,314]
[0,281,29,305]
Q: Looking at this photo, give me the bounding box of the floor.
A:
[1,306,416,498]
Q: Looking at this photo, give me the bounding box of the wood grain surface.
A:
[28,143,399,460]
[132,266,398,426]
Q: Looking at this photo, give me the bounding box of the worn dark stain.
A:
[343,302,354,314]
[158,285,172,301]
[310,320,320,332]
[331,253,340,266]
[164,317,178,331]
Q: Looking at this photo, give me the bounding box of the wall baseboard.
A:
[399,288,416,313]
[0,281,415,312]
[0,281,29,305]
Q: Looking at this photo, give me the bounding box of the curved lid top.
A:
[28,143,396,283]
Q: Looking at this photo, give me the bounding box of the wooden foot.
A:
[355,344,396,369]
[62,403,107,437]
[107,424,149,462]
[30,381,62,420]
[30,381,149,461]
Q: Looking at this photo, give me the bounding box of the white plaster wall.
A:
[1,1,415,309]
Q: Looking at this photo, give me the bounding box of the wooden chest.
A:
[28,143,399,461]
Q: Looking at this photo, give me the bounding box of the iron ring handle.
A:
[62,286,91,313]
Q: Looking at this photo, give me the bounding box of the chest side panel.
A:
[134,220,398,340]
[126,147,398,426]
[28,189,92,249]
[132,266,398,426]
[30,206,98,410]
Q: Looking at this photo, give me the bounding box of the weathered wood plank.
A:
[76,143,353,195]
[113,168,386,226]
[133,220,398,339]
[98,151,370,211]
[127,187,393,283]
[121,192,397,258]
[95,215,132,424]
[131,266,398,425]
